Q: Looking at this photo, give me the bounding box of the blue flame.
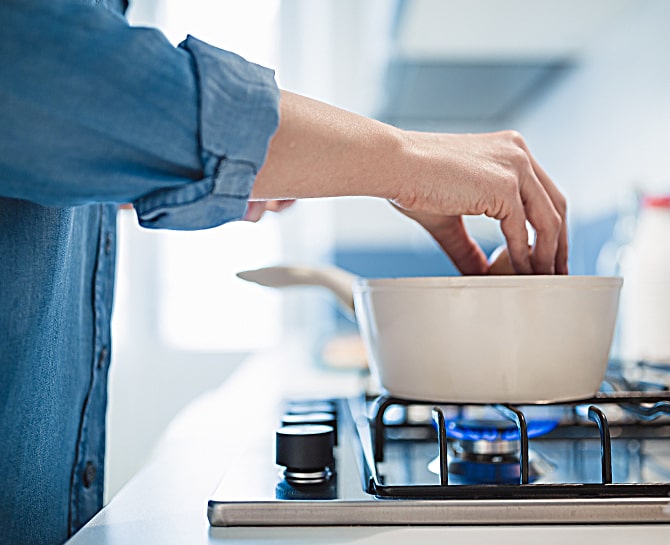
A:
[444,419,558,441]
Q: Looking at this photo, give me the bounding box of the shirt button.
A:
[104,232,113,255]
[97,346,108,370]
[83,462,97,488]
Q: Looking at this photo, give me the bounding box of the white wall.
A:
[106,213,247,501]
[515,0,670,219]
[278,0,449,251]
[286,0,670,250]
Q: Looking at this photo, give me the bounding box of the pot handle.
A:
[236,265,357,314]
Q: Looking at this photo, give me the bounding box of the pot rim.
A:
[353,275,623,291]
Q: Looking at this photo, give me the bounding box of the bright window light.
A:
[145,0,283,352]
[160,0,280,69]
[157,217,283,352]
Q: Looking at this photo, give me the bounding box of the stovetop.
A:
[208,360,670,526]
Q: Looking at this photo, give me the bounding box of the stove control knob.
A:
[276,424,334,485]
[286,400,337,415]
[281,412,338,445]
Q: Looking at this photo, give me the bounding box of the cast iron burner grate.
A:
[358,390,670,500]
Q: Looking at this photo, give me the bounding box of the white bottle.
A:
[620,196,670,363]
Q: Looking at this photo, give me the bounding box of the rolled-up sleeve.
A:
[0,1,280,230]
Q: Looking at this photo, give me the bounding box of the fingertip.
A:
[243,202,265,222]
[510,249,534,274]
[499,211,533,274]
[505,234,533,274]
[556,261,569,275]
[530,250,557,275]
[466,256,491,276]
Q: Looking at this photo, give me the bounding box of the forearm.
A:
[252,90,405,201]
[252,89,567,275]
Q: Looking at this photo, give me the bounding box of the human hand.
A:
[243,199,296,222]
[487,244,532,275]
[391,130,567,275]
[251,92,565,274]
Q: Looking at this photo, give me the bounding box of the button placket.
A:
[104,232,113,255]
[83,461,97,488]
[69,206,116,534]
[97,346,108,370]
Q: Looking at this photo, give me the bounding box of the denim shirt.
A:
[0,1,280,543]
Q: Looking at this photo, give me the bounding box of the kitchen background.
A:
[106,0,670,502]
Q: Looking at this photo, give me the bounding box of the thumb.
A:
[427,216,489,275]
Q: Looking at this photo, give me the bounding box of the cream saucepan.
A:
[238,266,622,404]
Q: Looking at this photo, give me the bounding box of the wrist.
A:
[385,128,423,208]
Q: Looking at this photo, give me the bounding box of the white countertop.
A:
[67,342,670,545]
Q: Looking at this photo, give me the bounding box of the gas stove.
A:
[208,360,670,526]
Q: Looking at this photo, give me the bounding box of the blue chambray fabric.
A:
[0,0,280,543]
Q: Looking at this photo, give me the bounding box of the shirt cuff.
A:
[134,35,280,230]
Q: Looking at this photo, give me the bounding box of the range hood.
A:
[378,59,570,125]
[376,0,634,127]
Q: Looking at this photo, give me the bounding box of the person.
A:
[0,1,567,544]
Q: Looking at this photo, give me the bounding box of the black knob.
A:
[286,401,337,415]
[276,424,334,473]
[281,412,338,445]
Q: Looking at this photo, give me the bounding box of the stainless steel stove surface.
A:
[208,360,670,526]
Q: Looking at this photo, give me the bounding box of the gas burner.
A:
[445,418,559,443]
[452,436,520,458]
[427,447,554,484]
[448,419,523,459]
[426,419,555,484]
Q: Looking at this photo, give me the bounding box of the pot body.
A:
[352,275,622,404]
